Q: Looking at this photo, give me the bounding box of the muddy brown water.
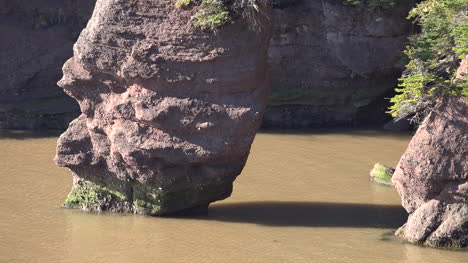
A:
[0,130,466,262]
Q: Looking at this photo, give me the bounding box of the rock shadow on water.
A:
[0,129,61,140]
[261,128,412,136]
[183,201,408,229]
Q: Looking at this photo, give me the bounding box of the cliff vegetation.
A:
[174,0,265,30]
[389,0,468,123]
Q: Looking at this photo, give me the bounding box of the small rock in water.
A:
[370,163,395,186]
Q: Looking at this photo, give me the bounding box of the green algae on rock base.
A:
[370,163,395,186]
[63,178,132,212]
[132,181,232,215]
[63,175,234,216]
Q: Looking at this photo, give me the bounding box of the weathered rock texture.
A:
[0,0,414,130]
[456,54,468,80]
[55,0,272,215]
[0,0,95,129]
[264,0,414,128]
[392,96,468,247]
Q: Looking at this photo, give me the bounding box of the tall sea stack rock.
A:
[392,96,468,247]
[55,0,272,215]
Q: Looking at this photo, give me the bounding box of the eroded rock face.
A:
[55,0,272,215]
[264,0,413,128]
[0,0,95,129]
[392,96,468,247]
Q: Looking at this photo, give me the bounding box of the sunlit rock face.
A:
[393,96,468,247]
[55,0,272,215]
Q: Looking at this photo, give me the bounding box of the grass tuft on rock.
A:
[193,0,230,30]
[174,0,265,31]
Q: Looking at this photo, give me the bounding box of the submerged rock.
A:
[55,0,272,215]
[392,96,468,248]
[370,163,394,186]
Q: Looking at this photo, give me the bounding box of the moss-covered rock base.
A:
[63,178,131,212]
[63,176,233,216]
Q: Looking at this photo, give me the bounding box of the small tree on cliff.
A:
[389,0,468,123]
[174,0,266,31]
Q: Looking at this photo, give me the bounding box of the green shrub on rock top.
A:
[174,0,264,31]
[175,0,192,8]
[389,0,468,123]
[193,0,230,30]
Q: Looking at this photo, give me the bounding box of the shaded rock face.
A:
[55,0,272,215]
[264,0,413,128]
[0,0,95,129]
[392,96,468,247]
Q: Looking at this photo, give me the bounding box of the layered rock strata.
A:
[392,96,467,247]
[56,0,272,215]
[0,0,95,129]
[264,0,414,128]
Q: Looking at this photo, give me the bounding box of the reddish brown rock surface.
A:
[392,96,467,247]
[55,0,272,215]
